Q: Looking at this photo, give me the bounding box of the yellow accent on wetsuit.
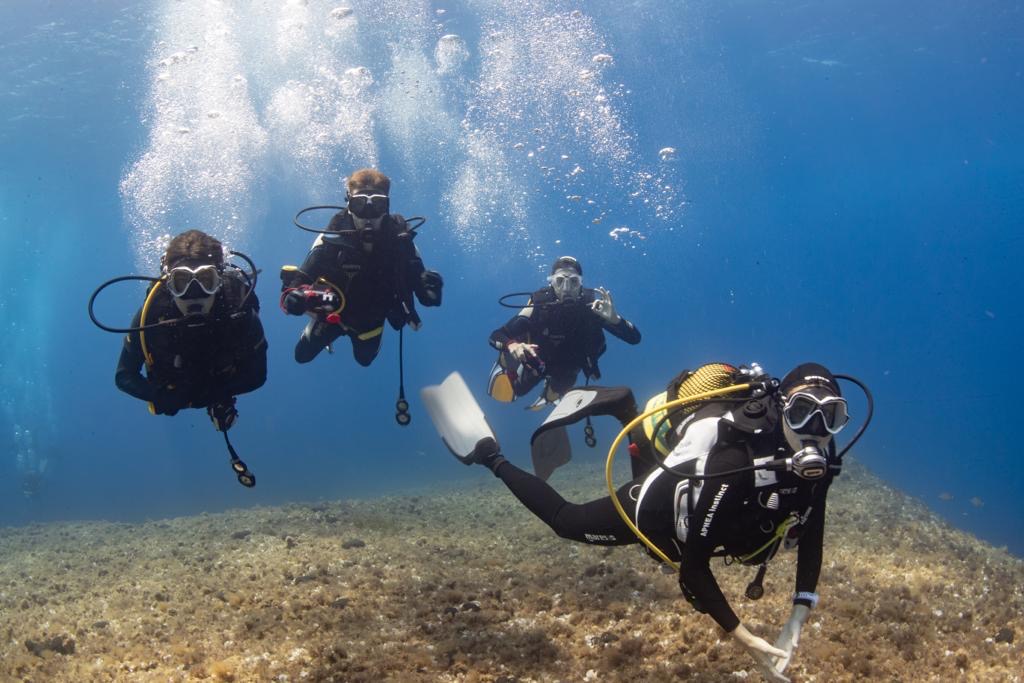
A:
[356,326,383,340]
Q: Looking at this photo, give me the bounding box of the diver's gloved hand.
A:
[772,604,811,674]
[590,287,621,324]
[419,270,443,306]
[152,386,190,416]
[731,624,791,683]
[282,289,307,315]
[507,341,541,364]
[207,398,238,432]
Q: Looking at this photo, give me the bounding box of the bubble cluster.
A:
[608,225,647,252]
[444,2,680,248]
[435,34,469,75]
[122,0,684,265]
[380,43,460,175]
[120,0,268,272]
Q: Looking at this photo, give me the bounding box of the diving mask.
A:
[348,193,389,220]
[548,269,582,301]
[782,392,849,435]
[166,264,222,298]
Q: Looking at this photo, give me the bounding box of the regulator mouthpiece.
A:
[789,444,827,480]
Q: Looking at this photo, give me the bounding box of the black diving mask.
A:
[348,193,389,220]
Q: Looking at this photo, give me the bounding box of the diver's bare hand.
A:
[732,624,791,682]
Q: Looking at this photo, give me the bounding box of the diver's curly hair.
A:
[162,230,225,271]
[347,168,391,195]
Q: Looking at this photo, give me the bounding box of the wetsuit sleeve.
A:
[289,243,328,288]
[585,289,639,344]
[283,215,346,290]
[489,306,534,350]
[217,307,268,399]
[603,316,641,345]
[793,475,833,606]
[405,242,442,307]
[678,444,751,633]
[114,309,157,402]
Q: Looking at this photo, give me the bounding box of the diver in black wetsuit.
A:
[280,168,443,366]
[114,230,267,431]
[488,256,640,406]
[451,363,850,683]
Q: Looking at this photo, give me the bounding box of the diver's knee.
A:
[294,343,319,364]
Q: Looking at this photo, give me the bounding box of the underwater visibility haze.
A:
[0,0,1022,679]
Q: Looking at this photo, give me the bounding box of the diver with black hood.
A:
[422,362,871,682]
[488,255,640,408]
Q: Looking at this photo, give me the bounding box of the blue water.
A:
[1,1,1021,556]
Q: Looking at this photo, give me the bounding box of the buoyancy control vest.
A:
[684,403,833,565]
[524,287,606,376]
[631,363,816,559]
[310,212,422,332]
[143,271,258,388]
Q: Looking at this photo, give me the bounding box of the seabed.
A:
[1,460,1021,682]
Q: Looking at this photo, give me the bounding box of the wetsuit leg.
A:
[294,321,345,363]
[494,460,637,546]
[350,333,384,367]
[546,366,580,397]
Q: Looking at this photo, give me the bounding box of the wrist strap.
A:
[794,591,819,608]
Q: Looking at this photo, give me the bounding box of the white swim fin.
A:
[421,372,499,464]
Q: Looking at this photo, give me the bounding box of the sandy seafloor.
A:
[1,458,1021,682]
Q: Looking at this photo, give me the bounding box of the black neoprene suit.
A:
[284,211,439,365]
[115,290,267,412]
[489,415,832,632]
[489,286,640,397]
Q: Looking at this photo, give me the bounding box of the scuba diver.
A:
[280,168,443,367]
[92,229,266,486]
[422,362,871,682]
[488,255,640,408]
[113,229,267,425]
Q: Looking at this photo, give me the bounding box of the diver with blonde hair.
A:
[281,168,442,367]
